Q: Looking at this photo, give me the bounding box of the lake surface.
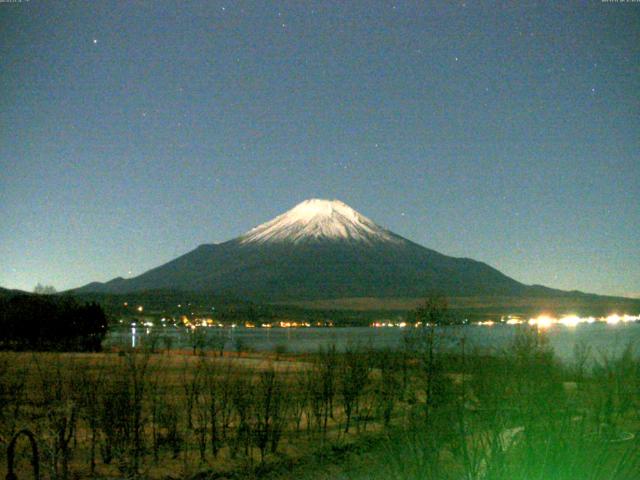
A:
[105,322,640,363]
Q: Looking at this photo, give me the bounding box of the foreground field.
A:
[0,326,638,479]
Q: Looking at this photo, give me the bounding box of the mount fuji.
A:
[76,199,618,305]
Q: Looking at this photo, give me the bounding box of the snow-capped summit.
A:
[239,199,403,244]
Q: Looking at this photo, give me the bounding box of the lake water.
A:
[105,322,640,363]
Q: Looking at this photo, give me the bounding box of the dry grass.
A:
[0,332,637,480]
[0,349,395,479]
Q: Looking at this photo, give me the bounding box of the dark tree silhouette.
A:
[0,293,107,351]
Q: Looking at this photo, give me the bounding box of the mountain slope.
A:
[74,199,579,301]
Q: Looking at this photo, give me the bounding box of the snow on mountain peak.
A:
[239,199,403,244]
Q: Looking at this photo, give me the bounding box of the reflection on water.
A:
[105,322,640,362]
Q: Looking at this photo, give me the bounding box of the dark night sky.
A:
[1,1,638,297]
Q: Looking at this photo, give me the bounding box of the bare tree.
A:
[34,283,57,295]
[375,349,401,428]
[48,401,77,480]
[252,366,286,462]
[230,374,254,459]
[188,327,208,355]
[317,345,337,434]
[289,369,309,434]
[208,328,227,357]
[409,295,451,426]
[218,361,236,441]
[203,359,221,457]
[125,351,150,475]
[0,353,28,442]
[75,363,104,475]
[182,357,205,430]
[339,345,370,433]
[156,398,182,459]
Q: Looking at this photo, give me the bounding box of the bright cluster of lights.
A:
[477,320,495,326]
[174,318,323,329]
[277,321,312,328]
[368,313,640,329]
[371,321,408,328]
[506,313,640,329]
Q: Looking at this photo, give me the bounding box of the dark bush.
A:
[0,293,107,351]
